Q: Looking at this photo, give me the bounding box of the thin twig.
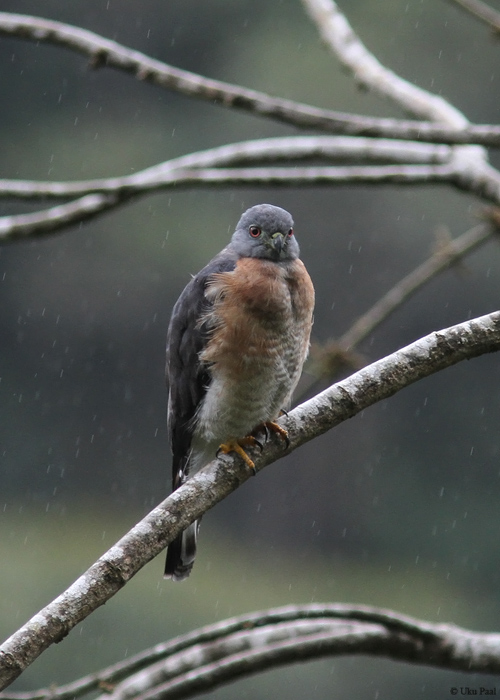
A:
[339,221,495,349]
[0,310,499,689]
[2,12,500,145]
[298,220,498,397]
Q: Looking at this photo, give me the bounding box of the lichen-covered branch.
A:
[1,5,500,241]
[0,603,440,700]
[93,607,500,700]
[3,4,500,241]
[0,135,453,241]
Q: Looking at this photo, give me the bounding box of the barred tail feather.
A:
[164,520,199,581]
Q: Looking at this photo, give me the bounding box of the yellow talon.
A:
[254,421,290,448]
[217,437,257,471]
[217,422,289,473]
[264,421,289,443]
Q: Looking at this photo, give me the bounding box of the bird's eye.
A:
[249,226,261,238]
[287,228,294,237]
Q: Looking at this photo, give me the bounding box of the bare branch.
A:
[2,7,500,242]
[97,611,500,700]
[448,147,500,202]
[3,604,500,700]
[0,604,440,700]
[0,136,453,200]
[0,194,117,241]
[2,12,500,146]
[300,0,468,126]
[0,136,452,242]
[5,139,500,243]
[0,310,499,689]
[297,1,500,244]
[448,0,500,33]
[0,162,456,243]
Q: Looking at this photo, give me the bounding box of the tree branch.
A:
[0,162,456,243]
[0,135,453,242]
[2,11,500,146]
[5,150,500,242]
[301,0,467,126]
[3,603,500,700]
[3,4,500,241]
[298,0,500,238]
[0,310,499,689]
[0,604,440,700]
[93,608,500,700]
[0,194,118,241]
[2,6,500,242]
[0,136,453,200]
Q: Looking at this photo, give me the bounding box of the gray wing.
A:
[166,247,238,489]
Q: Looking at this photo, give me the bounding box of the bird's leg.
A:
[217,436,261,472]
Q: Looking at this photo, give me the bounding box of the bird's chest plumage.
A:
[194,257,314,445]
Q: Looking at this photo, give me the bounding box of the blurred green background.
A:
[1,0,500,698]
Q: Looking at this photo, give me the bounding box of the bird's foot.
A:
[217,422,289,474]
[217,436,261,473]
[256,421,290,449]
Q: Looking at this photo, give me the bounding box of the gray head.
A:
[230,204,300,261]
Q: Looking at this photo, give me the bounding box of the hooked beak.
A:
[270,231,285,255]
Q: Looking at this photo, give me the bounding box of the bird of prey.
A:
[164,203,315,580]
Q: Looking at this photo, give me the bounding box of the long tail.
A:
[164,520,199,581]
